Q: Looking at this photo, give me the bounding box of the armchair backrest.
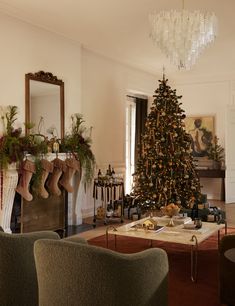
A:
[34,239,169,306]
[219,234,235,305]
[0,231,60,306]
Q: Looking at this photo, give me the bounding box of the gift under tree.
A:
[131,75,201,211]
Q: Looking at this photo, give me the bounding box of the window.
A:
[125,98,136,194]
[125,95,148,194]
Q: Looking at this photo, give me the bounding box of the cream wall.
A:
[81,49,157,216]
[175,80,231,200]
[0,13,82,132]
[81,49,156,168]
[0,13,84,224]
[175,80,230,146]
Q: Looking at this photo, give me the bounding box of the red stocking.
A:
[47,158,66,196]
[16,160,35,201]
[59,158,80,193]
[37,159,54,199]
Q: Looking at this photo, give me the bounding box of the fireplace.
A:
[1,153,82,234]
[12,190,68,235]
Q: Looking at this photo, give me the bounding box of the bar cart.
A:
[92,174,124,228]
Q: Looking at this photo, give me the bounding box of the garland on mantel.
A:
[0,106,96,201]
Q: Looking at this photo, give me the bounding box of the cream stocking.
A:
[47,158,66,196]
[16,160,35,201]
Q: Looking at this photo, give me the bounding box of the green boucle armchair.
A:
[34,239,169,306]
[0,230,60,306]
[219,234,235,306]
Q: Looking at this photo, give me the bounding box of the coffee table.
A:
[106,216,227,282]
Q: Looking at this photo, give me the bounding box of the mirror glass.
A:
[25,71,64,139]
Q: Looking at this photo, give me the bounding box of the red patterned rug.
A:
[88,229,233,306]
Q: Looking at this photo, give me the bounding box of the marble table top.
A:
[109,216,225,246]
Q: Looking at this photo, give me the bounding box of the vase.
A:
[0,163,18,233]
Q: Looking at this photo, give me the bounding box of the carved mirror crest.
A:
[25,71,65,139]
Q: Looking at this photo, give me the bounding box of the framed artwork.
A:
[184,116,214,158]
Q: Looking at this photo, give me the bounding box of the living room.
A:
[0,1,234,306]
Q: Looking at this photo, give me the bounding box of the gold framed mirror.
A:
[25,71,64,139]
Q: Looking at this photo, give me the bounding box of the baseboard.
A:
[82,208,94,219]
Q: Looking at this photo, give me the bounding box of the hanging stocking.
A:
[59,158,81,193]
[16,160,36,201]
[47,158,66,196]
[37,159,54,199]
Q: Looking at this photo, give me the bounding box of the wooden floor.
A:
[77,200,235,240]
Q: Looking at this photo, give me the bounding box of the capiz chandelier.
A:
[149,2,218,70]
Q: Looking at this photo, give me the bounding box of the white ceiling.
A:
[0,0,234,80]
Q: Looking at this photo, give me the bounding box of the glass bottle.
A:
[108,164,112,176]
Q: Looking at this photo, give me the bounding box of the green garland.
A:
[60,114,95,184]
[0,106,46,188]
[0,106,24,168]
[0,107,95,185]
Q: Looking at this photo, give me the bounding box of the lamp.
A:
[149,1,218,70]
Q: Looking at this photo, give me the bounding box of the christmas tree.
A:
[132,76,201,211]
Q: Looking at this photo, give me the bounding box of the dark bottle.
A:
[111,167,115,177]
[107,164,112,176]
[191,203,198,220]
